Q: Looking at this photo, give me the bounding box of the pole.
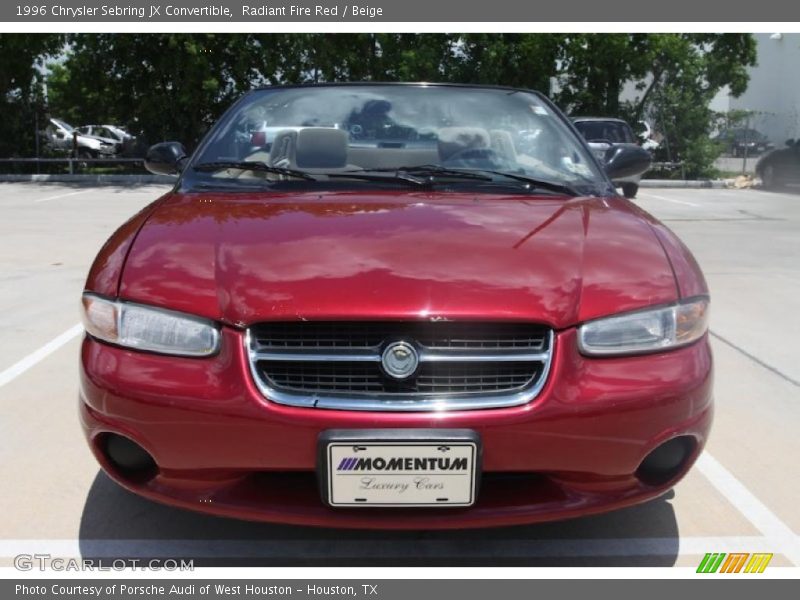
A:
[34,111,40,175]
[742,113,749,174]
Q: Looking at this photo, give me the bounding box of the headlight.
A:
[577,297,709,357]
[81,293,220,357]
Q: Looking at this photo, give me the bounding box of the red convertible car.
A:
[79,83,712,528]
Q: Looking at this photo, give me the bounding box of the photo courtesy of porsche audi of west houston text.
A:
[79,83,711,528]
[14,584,349,597]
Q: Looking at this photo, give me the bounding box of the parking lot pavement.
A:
[0,182,798,567]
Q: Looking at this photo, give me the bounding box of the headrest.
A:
[489,130,518,161]
[295,127,349,169]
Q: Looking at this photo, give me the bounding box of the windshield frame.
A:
[178,83,615,196]
[572,118,637,144]
[52,118,74,133]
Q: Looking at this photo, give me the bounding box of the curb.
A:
[640,179,728,189]
[0,174,176,185]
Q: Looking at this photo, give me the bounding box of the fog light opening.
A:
[636,436,696,487]
[103,434,158,481]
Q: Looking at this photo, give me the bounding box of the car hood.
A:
[118,190,678,329]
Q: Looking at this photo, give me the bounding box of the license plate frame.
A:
[318,429,481,508]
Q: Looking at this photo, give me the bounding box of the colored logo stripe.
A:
[697,553,726,573]
[336,457,357,471]
[720,553,749,573]
[697,552,773,573]
[744,553,773,573]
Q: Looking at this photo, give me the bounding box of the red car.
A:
[79,83,711,529]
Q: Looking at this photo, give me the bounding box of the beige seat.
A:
[269,127,352,172]
[489,130,518,163]
[347,146,440,170]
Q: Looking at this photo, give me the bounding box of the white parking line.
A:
[0,535,780,560]
[33,191,86,203]
[638,192,700,207]
[697,453,800,566]
[0,324,83,389]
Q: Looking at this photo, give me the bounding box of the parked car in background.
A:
[42,118,118,158]
[77,124,126,142]
[79,124,149,157]
[572,117,650,198]
[105,125,134,142]
[756,138,800,189]
[79,83,707,529]
[713,128,774,158]
[75,125,123,155]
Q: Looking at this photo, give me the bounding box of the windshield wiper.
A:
[193,161,317,181]
[345,165,493,182]
[326,171,431,187]
[474,170,581,196]
[346,165,580,195]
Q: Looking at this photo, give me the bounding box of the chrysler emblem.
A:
[381,341,419,380]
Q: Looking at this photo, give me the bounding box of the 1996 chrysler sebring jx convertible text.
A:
[79,83,712,528]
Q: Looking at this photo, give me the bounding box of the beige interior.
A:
[237,126,523,175]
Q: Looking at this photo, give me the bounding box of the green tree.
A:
[553,34,757,177]
[554,34,652,116]
[41,33,757,177]
[447,34,563,92]
[0,34,63,157]
[262,34,458,83]
[47,34,285,148]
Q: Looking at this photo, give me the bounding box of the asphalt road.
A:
[0,182,798,568]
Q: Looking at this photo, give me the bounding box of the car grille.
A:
[246,322,553,411]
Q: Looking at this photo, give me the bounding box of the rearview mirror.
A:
[145,142,187,176]
[604,146,652,181]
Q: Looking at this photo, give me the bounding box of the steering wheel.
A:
[349,124,365,140]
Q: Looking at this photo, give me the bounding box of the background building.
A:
[711,33,800,144]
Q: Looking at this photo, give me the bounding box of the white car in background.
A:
[77,124,131,145]
[42,118,118,158]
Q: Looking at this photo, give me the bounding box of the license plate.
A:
[319,430,480,507]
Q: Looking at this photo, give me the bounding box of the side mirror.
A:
[786,139,796,148]
[145,142,187,176]
[604,145,652,180]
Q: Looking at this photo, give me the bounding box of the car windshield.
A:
[573,120,636,144]
[188,85,607,195]
[52,119,74,133]
[732,129,767,142]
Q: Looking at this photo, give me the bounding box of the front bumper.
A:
[79,327,713,529]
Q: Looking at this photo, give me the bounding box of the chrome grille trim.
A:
[245,324,554,412]
[419,350,550,363]
[251,350,381,362]
[251,349,551,363]
[250,321,549,352]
